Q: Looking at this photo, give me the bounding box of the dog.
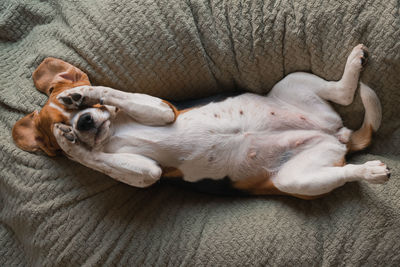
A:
[13,44,390,199]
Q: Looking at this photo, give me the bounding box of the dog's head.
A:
[12,58,91,156]
[65,101,118,148]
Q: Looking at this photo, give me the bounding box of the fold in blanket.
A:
[0,0,399,265]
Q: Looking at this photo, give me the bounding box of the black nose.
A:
[77,113,95,131]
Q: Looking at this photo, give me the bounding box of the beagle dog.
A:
[13,45,390,199]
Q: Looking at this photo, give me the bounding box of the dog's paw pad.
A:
[71,93,82,101]
[362,160,390,184]
[63,132,76,142]
[57,123,72,133]
[59,96,73,105]
[58,92,85,109]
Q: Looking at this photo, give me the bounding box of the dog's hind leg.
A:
[269,140,390,198]
[269,44,368,106]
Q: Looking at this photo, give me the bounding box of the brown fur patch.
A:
[233,173,327,200]
[177,107,194,116]
[162,167,183,177]
[162,100,196,120]
[234,175,282,195]
[161,100,179,122]
[348,123,373,152]
[334,157,346,167]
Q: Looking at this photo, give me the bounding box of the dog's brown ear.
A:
[12,111,57,156]
[33,57,90,96]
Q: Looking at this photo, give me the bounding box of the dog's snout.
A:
[77,113,95,131]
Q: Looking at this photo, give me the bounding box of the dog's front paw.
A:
[348,44,369,70]
[362,160,391,184]
[55,123,77,142]
[57,86,101,109]
[54,123,87,158]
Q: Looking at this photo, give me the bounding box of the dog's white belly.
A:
[103,93,343,182]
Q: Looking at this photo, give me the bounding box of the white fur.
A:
[49,102,71,118]
[54,44,389,195]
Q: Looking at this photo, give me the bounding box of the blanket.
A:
[1,0,399,265]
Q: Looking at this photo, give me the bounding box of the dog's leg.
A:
[54,123,162,187]
[272,161,390,197]
[270,44,368,106]
[57,86,176,126]
[270,141,390,197]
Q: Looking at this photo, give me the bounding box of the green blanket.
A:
[1,0,399,265]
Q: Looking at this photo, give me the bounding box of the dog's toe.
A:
[63,132,76,142]
[59,124,72,133]
[361,50,369,67]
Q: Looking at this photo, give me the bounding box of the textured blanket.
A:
[1,0,399,265]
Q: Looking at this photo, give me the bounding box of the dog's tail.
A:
[348,82,382,152]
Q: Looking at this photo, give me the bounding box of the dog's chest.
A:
[103,93,328,182]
